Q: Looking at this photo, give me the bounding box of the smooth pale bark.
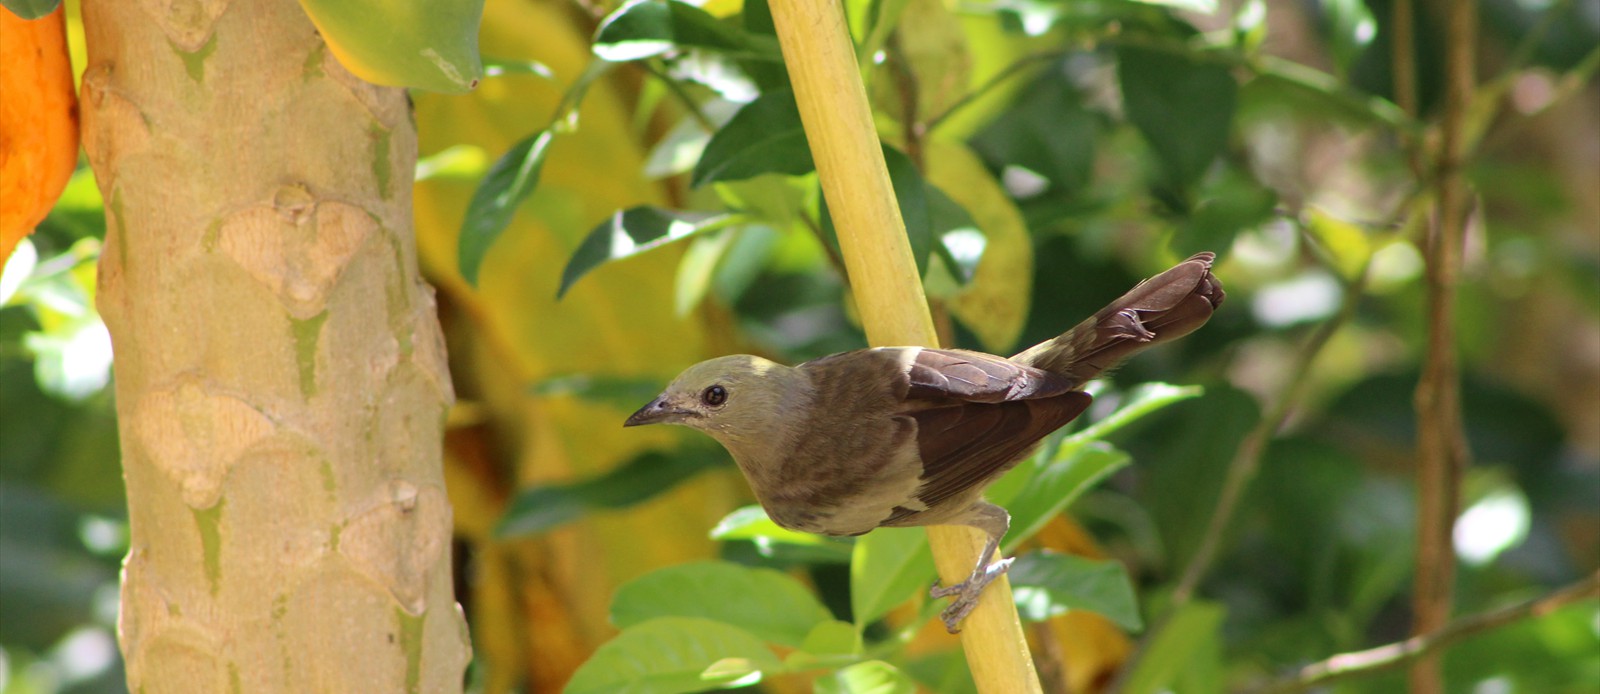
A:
[81,0,469,691]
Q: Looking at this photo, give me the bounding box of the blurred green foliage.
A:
[4,0,1598,692]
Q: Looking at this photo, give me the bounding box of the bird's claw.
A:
[930,556,1014,633]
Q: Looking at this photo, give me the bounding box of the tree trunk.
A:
[80,0,469,691]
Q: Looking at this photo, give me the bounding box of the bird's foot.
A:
[930,556,1014,633]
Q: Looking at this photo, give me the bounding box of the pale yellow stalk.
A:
[764,0,1043,690]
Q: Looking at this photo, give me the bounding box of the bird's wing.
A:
[903,348,1073,402]
[889,348,1093,517]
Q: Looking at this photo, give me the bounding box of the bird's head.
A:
[623,355,803,444]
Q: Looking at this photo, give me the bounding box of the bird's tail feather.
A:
[1011,252,1225,386]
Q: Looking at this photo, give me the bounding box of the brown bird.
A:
[625,252,1224,632]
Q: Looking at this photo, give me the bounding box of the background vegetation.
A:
[1,0,1596,691]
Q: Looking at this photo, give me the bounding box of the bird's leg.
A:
[929,503,1012,633]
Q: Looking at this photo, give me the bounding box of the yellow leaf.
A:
[1305,207,1372,280]
[923,141,1033,352]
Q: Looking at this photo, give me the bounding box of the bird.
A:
[624,252,1224,632]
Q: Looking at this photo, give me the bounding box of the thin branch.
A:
[1254,572,1600,694]
[924,50,1065,133]
[885,31,926,168]
[1392,0,1419,131]
[799,209,853,287]
[1410,0,1478,688]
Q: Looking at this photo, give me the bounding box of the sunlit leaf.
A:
[1304,207,1373,281]
[822,145,983,285]
[482,56,554,80]
[593,0,780,62]
[1001,442,1130,550]
[711,505,819,544]
[879,0,970,119]
[815,660,917,694]
[558,207,742,298]
[611,561,832,646]
[710,505,855,564]
[1125,0,1215,12]
[675,230,736,315]
[1009,551,1142,630]
[415,144,487,182]
[563,617,781,694]
[799,619,860,658]
[1318,0,1376,73]
[924,142,1026,351]
[1,238,37,306]
[298,0,483,93]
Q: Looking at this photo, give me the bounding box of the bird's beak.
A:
[624,394,694,427]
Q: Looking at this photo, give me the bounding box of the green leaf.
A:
[784,619,861,670]
[798,620,861,658]
[1304,207,1373,281]
[1124,0,1215,12]
[1118,602,1226,694]
[496,448,726,538]
[1179,168,1278,257]
[926,187,984,284]
[459,130,556,286]
[1008,551,1142,630]
[981,0,1145,36]
[821,145,982,283]
[1066,382,1205,445]
[482,57,555,80]
[2,0,61,20]
[675,230,736,315]
[709,506,855,564]
[882,147,933,277]
[558,207,741,298]
[901,650,977,694]
[1117,46,1238,191]
[814,660,917,694]
[1,240,37,307]
[1238,66,1408,131]
[970,71,1098,200]
[415,144,488,183]
[298,0,484,93]
[594,0,780,62]
[990,384,1202,547]
[711,506,820,544]
[850,528,934,626]
[692,89,815,186]
[1000,442,1131,550]
[611,562,832,647]
[1318,0,1376,73]
[527,373,666,411]
[563,617,781,694]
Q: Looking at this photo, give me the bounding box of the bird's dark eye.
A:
[701,385,728,407]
